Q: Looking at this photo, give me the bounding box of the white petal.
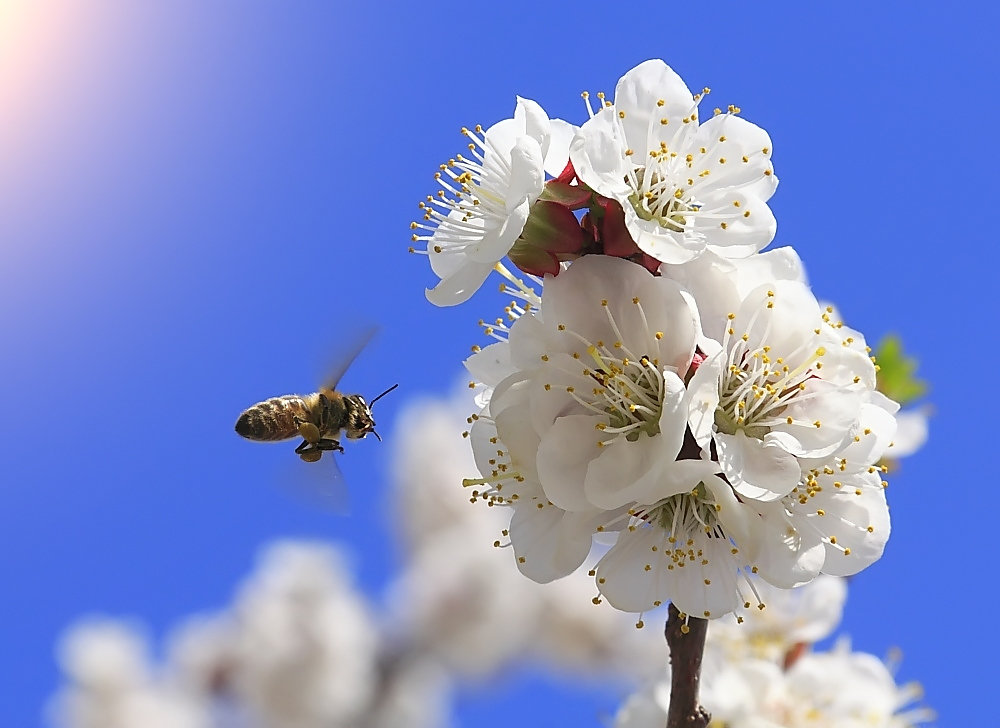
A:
[543,118,577,177]
[594,526,672,612]
[495,405,542,482]
[613,60,695,157]
[836,399,898,466]
[536,414,606,511]
[753,504,826,588]
[806,471,890,576]
[696,190,776,258]
[691,113,778,202]
[686,351,724,449]
[464,341,512,389]
[886,408,928,459]
[584,430,707,511]
[717,431,801,502]
[464,198,531,263]
[513,95,550,147]
[543,256,699,373]
[569,108,632,198]
[509,502,596,582]
[665,536,746,620]
[504,137,546,209]
[425,258,494,306]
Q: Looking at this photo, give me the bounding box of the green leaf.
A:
[874,335,927,406]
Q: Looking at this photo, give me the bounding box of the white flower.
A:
[49,621,210,728]
[684,281,894,587]
[709,575,847,664]
[885,407,929,459]
[687,280,886,502]
[701,644,933,728]
[366,656,453,728]
[412,97,574,306]
[571,59,778,265]
[229,542,380,728]
[617,641,933,728]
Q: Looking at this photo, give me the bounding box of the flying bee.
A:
[235,329,398,466]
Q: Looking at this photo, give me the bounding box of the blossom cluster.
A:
[49,542,447,728]
[615,576,933,728]
[414,60,902,620]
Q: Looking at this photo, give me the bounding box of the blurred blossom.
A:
[49,620,209,728]
[200,542,380,728]
[366,655,453,728]
[618,620,932,728]
[886,408,929,460]
[50,542,447,728]
[617,644,932,728]
[708,575,847,664]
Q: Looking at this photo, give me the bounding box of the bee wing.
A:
[321,325,378,391]
[288,450,351,515]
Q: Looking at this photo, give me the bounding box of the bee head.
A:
[343,384,398,441]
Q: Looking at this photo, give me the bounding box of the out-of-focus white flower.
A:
[366,655,453,728]
[571,60,778,265]
[412,97,575,306]
[885,407,929,459]
[385,524,541,678]
[49,620,210,728]
[388,385,508,552]
[704,644,933,728]
[617,641,933,728]
[228,541,380,728]
[709,575,847,664]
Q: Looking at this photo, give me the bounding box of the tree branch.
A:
[665,603,711,728]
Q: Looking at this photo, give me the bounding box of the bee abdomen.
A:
[235,395,309,441]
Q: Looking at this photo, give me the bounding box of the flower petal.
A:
[509,502,597,582]
[537,413,606,512]
[717,430,801,502]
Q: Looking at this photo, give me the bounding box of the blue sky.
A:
[0,2,996,725]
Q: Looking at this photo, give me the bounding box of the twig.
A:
[665,603,711,728]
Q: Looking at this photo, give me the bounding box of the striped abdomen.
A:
[235,395,313,441]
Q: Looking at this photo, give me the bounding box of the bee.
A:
[235,329,398,464]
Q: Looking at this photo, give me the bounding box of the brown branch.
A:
[665,603,711,728]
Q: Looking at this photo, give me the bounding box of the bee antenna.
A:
[372,430,382,442]
[369,383,399,408]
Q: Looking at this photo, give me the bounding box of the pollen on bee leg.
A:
[299,449,322,463]
[297,421,321,443]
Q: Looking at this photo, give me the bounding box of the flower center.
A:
[716,304,826,441]
[645,482,722,537]
[627,166,699,233]
[551,299,669,447]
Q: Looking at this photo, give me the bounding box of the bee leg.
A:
[316,438,345,454]
[295,439,323,462]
